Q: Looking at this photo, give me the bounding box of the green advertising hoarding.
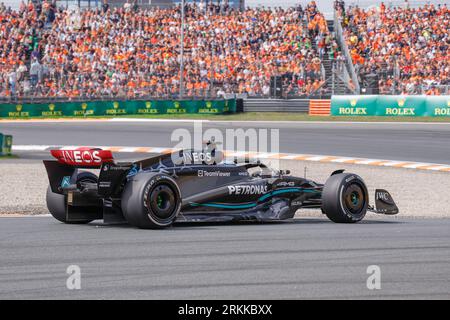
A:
[426,96,450,117]
[377,96,427,116]
[330,95,378,116]
[0,99,237,118]
[331,95,450,117]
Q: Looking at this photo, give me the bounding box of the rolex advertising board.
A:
[0,100,237,118]
[331,95,450,117]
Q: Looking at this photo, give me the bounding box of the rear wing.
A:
[44,148,118,194]
[44,160,78,194]
[50,148,114,168]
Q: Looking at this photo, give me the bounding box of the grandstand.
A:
[338,1,449,95]
[0,0,448,102]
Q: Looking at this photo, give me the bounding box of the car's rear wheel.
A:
[321,173,368,223]
[121,173,181,229]
[46,172,98,224]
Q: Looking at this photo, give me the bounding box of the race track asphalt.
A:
[0,216,449,299]
[2,120,450,164]
[1,120,449,300]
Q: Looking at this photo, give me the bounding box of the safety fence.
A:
[330,95,450,117]
[0,99,237,118]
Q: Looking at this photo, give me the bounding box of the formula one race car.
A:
[43,144,399,229]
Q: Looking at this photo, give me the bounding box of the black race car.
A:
[44,144,398,229]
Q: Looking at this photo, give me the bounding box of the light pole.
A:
[179,0,185,99]
[210,41,215,98]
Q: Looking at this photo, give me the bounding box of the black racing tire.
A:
[321,173,368,223]
[121,172,181,229]
[46,172,98,224]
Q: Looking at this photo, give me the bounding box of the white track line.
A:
[2,118,450,125]
[12,145,50,151]
[12,145,450,173]
[109,118,209,123]
[108,119,450,125]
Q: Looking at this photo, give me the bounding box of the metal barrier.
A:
[243,99,310,113]
[380,84,450,96]
[0,90,332,104]
[0,95,233,104]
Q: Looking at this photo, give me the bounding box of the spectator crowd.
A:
[341,2,449,95]
[2,0,446,99]
[0,0,328,100]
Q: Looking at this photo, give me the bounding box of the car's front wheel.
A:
[321,173,368,223]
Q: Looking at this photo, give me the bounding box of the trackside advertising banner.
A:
[426,96,450,116]
[0,99,237,118]
[331,95,450,117]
